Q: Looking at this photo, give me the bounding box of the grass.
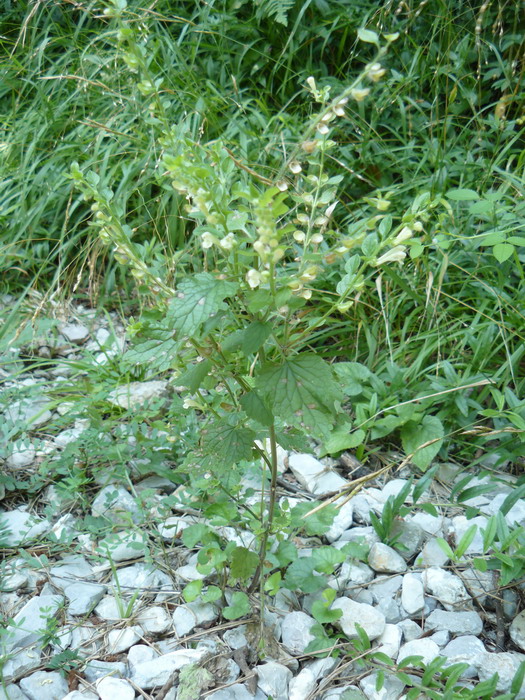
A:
[1,1,525,694]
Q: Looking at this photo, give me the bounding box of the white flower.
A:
[289,161,302,174]
[201,231,215,249]
[350,87,370,102]
[317,123,330,135]
[367,62,387,82]
[375,246,407,265]
[393,226,413,245]
[293,230,306,243]
[246,269,262,288]
[306,76,317,92]
[325,201,338,218]
[413,220,424,232]
[277,180,289,191]
[300,289,312,299]
[218,233,236,250]
[311,233,324,244]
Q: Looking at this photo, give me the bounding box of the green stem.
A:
[248,423,279,597]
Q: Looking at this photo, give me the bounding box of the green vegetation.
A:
[1,0,525,696]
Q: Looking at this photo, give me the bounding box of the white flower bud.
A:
[375,246,407,265]
[306,76,317,92]
[317,123,330,135]
[201,231,215,249]
[218,233,236,250]
[289,161,302,174]
[350,87,370,102]
[413,220,424,232]
[293,230,306,243]
[246,269,261,288]
[311,233,324,244]
[393,226,413,245]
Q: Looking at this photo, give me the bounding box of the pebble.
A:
[426,609,483,636]
[19,671,69,700]
[332,596,386,640]
[130,649,206,688]
[135,605,172,634]
[422,567,471,610]
[441,635,486,678]
[91,485,142,524]
[281,611,316,654]
[60,323,90,344]
[0,509,50,547]
[6,441,36,468]
[401,573,425,615]
[397,638,440,666]
[106,380,169,410]
[368,542,407,573]
[360,671,405,700]
[256,661,293,700]
[97,531,148,561]
[288,453,348,495]
[96,677,136,700]
[5,397,52,427]
[478,651,525,693]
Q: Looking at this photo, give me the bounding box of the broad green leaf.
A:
[242,321,272,355]
[240,391,274,427]
[469,200,494,215]
[202,585,222,603]
[446,188,479,201]
[507,236,525,246]
[223,591,251,620]
[334,362,373,396]
[283,558,327,593]
[226,211,248,231]
[264,571,282,595]
[401,415,444,470]
[201,421,256,463]
[370,415,407,439]
[257,354,342,434]
[177,359,212,392]
[182,580,203,603]
[312,546,346,573]
[492,243,514,262]
[357,28,379,45]
[166,273,238,336]
[124,334,180,373]
[323,428,365,455]
[290,502,337,536]
[312,597,342,624]
[339,541,369,562]
[182,523,210,549]
[229,546,259,580]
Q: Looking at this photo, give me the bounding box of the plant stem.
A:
[248,423,279,597]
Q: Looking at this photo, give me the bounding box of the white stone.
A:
[2,646,42,683]
[172,600,218,637]
[0,685,31,700]
[289,669,316,700]
[281,611,316,654]
[441,635,485,678]
[398,619,422,642]
[84,660,126,683]
[256,661,293,700]
[91,485,142,524]
[107,625,142,653]
[332,596,385,640]
[375,623,402,659]
[19,671,69,700]
[426,610,482,636]
[416,538,449,567]
[107,380,168,410]
[96,677,135,700]
[60,323,90,343]
[360,671,405,700]
[288,453,348,495]
[421,567,471,610]
[64,582,106,616]
[339,561,375,586]
[97,531,148,561]
[478,651,525,693]
[95,596,131,621]
[128,644,158,668]
[369,575,402,603]
[368,543,407,573]
[6,442,36,468]
[0,509,50,547]
[157,516,195,540]
[135,605,172,634]
[379,479,414,503]
[54,421,88,448]
[4,594,64,650]
[510,610,525,651]
[207,685,268,700]
[62,694,98,700]
[0,572,28,591]
[131,649,206,689]
[5,398,52,427]
[397,638,440,666]
[326,500,353,542]
[113,562,170,590]
[411,512,443,536]
[401,573,424,616]
[450,515,486,555]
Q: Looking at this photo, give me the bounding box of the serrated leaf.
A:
[290,502,337,536]
[401,415,444,470]
[323,427,365,454]
[446,188,480,201]
[333,362,373,396]
[177,359,212,392]
[166,273,238,336]
[124,333,180,373]
[312,599,342,624]
[283,558,327,593]
[242,321,272,355]
[202,585,222,603]
[201,421,256,463]
[257,354,342,434]
[493,243,514,262]
[240,391,274,427]
[229,546,259,580]
[312,546,346,573]
[223,591,251,620]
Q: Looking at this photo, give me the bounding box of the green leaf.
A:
[446,188,479,201]
[323,428,365,454]
[257,354,342,435]
[454,524,478,559]
[401,415,444,470]
[492,243,514,262]
[334,362,373,396]
[167,273,238,337]
[201,420,256,463]
[357,28,379,45]
[229,547,259,580]
[202,585,222,603]
[223,591,251,620]
[264,571,282,595]
[182,523,210,549]
[436,538,454,561]
[507,236,525,246]
[312,546,346,574]
[284,558,327,593]
[177,359,212,392]
[182,580,203,603]
[290,502,337,536]
[242,321,272,355]
[482,516,498,553]
[510,660,525,694]
[500,484,525,518]
[125,333,180,373]
[240,391,274,427]
[312,591,342,624]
